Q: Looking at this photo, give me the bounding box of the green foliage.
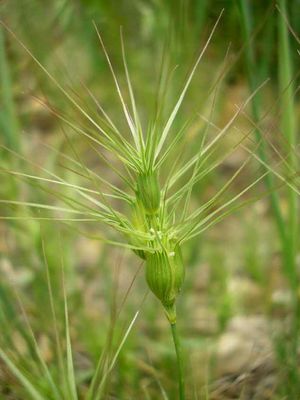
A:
[0,1,299,399]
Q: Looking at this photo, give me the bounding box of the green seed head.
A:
[145,242,185,319]
[136,171,160,215]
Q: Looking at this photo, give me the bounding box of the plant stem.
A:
[278,1,299,395]
[170,321,185,400]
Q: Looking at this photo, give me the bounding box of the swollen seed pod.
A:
[145,243,185,322]
[136,171,160,215]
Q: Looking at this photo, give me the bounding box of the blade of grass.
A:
[0,27,20,151]
[277,2,299,396]
[87,310,139,400]
[278,0,298,286]
[12,288,63,400]
[0,349,46,400]
[61,252,78,400]
[42,238,69,399]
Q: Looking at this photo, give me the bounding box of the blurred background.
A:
[0,1,300,399]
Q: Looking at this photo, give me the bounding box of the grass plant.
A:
[0,2,299,399]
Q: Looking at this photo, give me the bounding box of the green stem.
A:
[278,2,299,395]
[278,0,298,286]
[170,322,185,400]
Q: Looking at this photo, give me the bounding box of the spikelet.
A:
[145,242,185,323]
[130,198,147,259]
[136,171,160,215]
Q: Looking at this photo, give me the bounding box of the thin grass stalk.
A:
[170,320,185,400]
[0,349,45,400]
[278,0,298,288]
[278,0,299,395]
[0,26,20,151]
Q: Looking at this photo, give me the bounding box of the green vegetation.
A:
[0,1,299,399]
